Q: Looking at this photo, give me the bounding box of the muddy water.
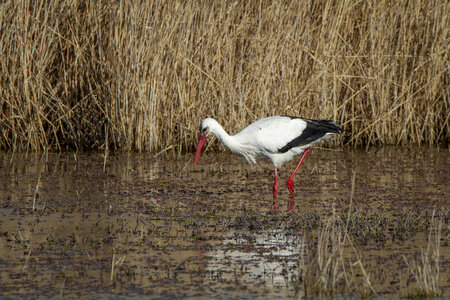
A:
[0,147,448,298]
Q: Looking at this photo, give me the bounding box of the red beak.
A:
[193,135,207,167]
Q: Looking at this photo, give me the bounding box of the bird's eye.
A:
[202,127,208,135]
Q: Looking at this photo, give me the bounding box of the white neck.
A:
[209,120,239,152]
[208,119,256,164]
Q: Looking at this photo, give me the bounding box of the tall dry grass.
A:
[297,206,375,297]
[403,210,443,297]
[0,0,448,152]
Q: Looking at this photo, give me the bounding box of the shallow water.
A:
[0,147,448,298]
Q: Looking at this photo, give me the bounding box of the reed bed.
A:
[0,0,448,152]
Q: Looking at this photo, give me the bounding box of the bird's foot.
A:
[287,178,295,195]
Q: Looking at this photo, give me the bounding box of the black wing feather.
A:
[278,116,342,153]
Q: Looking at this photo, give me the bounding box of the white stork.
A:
[193,116,342,201]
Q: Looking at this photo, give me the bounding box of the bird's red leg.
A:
[273,167,278,199]
[273,166,279,211]
[287,147,310,196]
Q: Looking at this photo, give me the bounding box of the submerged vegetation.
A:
[0,150,448,298]
[403,210,444,298]
[233,205,447,298]
[0,0,448,152]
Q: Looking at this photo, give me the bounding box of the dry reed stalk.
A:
[403,209,443,297]
[21,249,31,274]
[32,175,40,212]
[316,211,346,292]
[110,249,116,282]
[0,1,448,152]
[110,248,126,281]
[298,206,375,296]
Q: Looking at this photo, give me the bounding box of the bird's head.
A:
[193,118,215,167]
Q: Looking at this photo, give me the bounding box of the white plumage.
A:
[193,116,342,202]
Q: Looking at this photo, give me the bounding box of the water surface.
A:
[0,147,448,298]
